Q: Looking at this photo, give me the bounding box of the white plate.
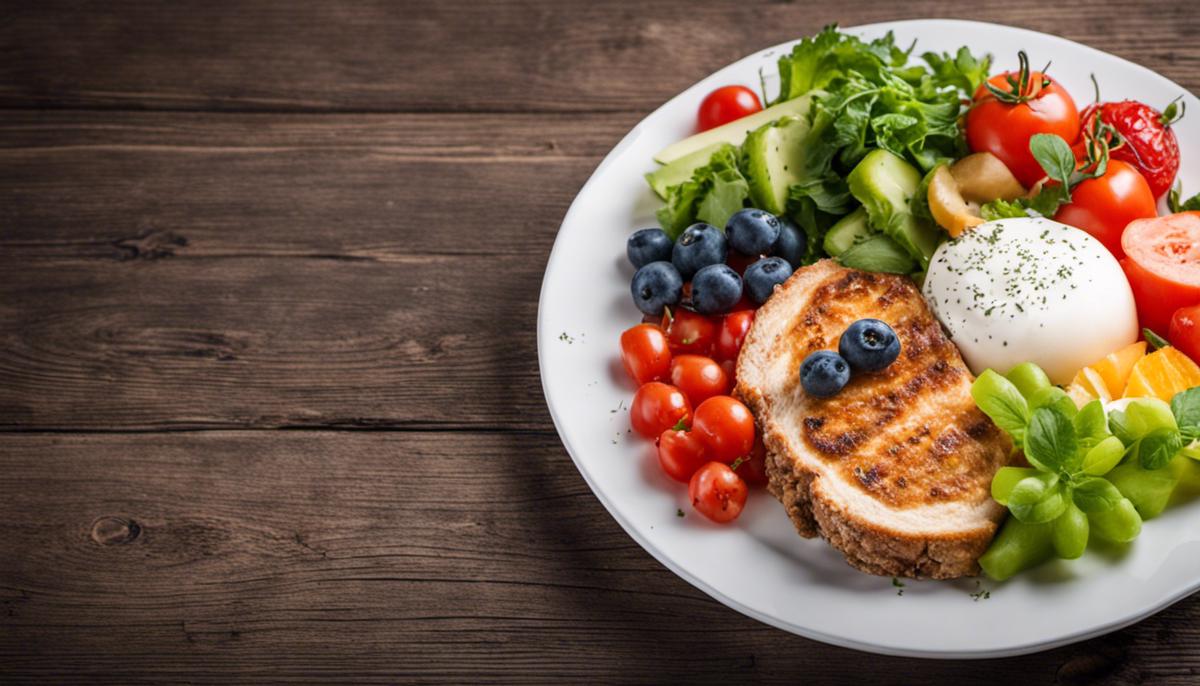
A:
[537,19,1200,658]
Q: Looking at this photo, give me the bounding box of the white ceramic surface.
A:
[537,19,1200,658]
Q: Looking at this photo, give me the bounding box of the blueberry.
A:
[627,228,674,269]
[726,208,781,256]
[672,223,727,280]
[630,261,683,316]
[800,351,851,398]
[772,218,805,268]
[690,264,743,315]
[743,257,793,304]
[838,319,901,373]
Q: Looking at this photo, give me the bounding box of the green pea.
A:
[1052,503,1089,559]
[1123,398,1178,440]
[1106,457,1185,519]
[978,517,1055,581]
[991,467,1040,505]
[1082,435,1126,476]
[1009,476,1068,523]
[1089,497,1143,543]
[1005,362,1052,400]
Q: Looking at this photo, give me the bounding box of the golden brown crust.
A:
[736,260,1011,580]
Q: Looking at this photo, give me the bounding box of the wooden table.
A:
[2,2,1198,683]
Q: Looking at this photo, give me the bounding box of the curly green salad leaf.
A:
[648,26,991,267]
[973,363,1200,580]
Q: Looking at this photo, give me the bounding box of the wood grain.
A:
[1,431,1197,684]
[2,1,1199,113]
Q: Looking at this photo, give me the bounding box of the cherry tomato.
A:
[966,54,1080,187]
[620,324,672,386]
[689,462,749,523]
[657,428,709,483]
[1169,305,1200,366]
[1053,160,1156,259]
[1121,212,1200,334]
[661,307,718,356]
[692,396,756,463]
[715,310,756,362]
[630,382,692,440]
[669,355,731,406]
[697,86,763,132]
[734,437,769,488]
[1081,100,1180,198]
[726,251,760,276]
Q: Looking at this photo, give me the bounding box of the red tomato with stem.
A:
[1053,159,1156,259]
[689,462,748,523]
[1121,213,1200,335]
[733,437,769,488]
[1169,305,1200,366]
[692,396,755,463]
[715,310,755,362]
[1081,99,1181,198]
[697,86,763,132]
[619,324,671,386]
[657,428,709,483]
[669,355,731,407]
[661,307,718,356]
[630,382,692,440]
[966,52,1080,187]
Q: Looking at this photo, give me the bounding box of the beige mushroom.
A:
[927,152,1028,238]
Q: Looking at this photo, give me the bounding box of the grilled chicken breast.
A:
[735,260,1012,579]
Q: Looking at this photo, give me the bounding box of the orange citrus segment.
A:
[1123,346,1200,401]
[1066,382,1099,409]
[1070,367,1112,402]
[1090,341,1147,398]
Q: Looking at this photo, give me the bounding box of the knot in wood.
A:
[90,516,142,546]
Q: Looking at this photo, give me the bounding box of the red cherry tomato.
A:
[619,324,672,386]
[725,251,759,276]
[1169,305,1200,366]
[715,310,756,362]
[692,396,756,463]
[1081,100,1180,198]
[1053,159,1156,259]
[657,428,709,483]
[734,437,769,488]
[661,308,718,356]
[966,55,1080,187]
[697,86,763,132]
[630,382,692,440]
[689,462,748,523]
[669,355,731,407]
[1122,212,1200,334]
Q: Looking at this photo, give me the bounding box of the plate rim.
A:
[537,18,1200,659]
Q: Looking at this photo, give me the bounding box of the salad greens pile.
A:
[650,26,991,270]
[971,362,1200,580]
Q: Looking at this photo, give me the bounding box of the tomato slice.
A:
[1121,212,1200,334]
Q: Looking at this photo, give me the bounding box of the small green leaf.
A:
[1074,400,1110,452]
[1143,328,1170,351]
[1028,386,1077,419]
[1072,476,1123,513]
[1082,435,1126,476]
[1137,427,1183,470]
[1108,409,1135,445]
[991,466,1040,505]
[1170,387,1200,431]
[971,370,1030,446]
[1025,406,1079,474]
[1029,134,1077,187]
[1010,478,1068,524]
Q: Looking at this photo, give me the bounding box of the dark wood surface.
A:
[2,2,1198,683]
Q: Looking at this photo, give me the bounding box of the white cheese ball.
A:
[922,217,1138,384]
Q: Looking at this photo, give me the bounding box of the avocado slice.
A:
[847,149,943,268]
[742,115,813,216]
[645,142,728,200]
[837,234,918,275]
[654,92,820,165]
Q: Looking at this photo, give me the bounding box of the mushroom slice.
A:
[950,152,1027,203]
[928,165,984,238]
